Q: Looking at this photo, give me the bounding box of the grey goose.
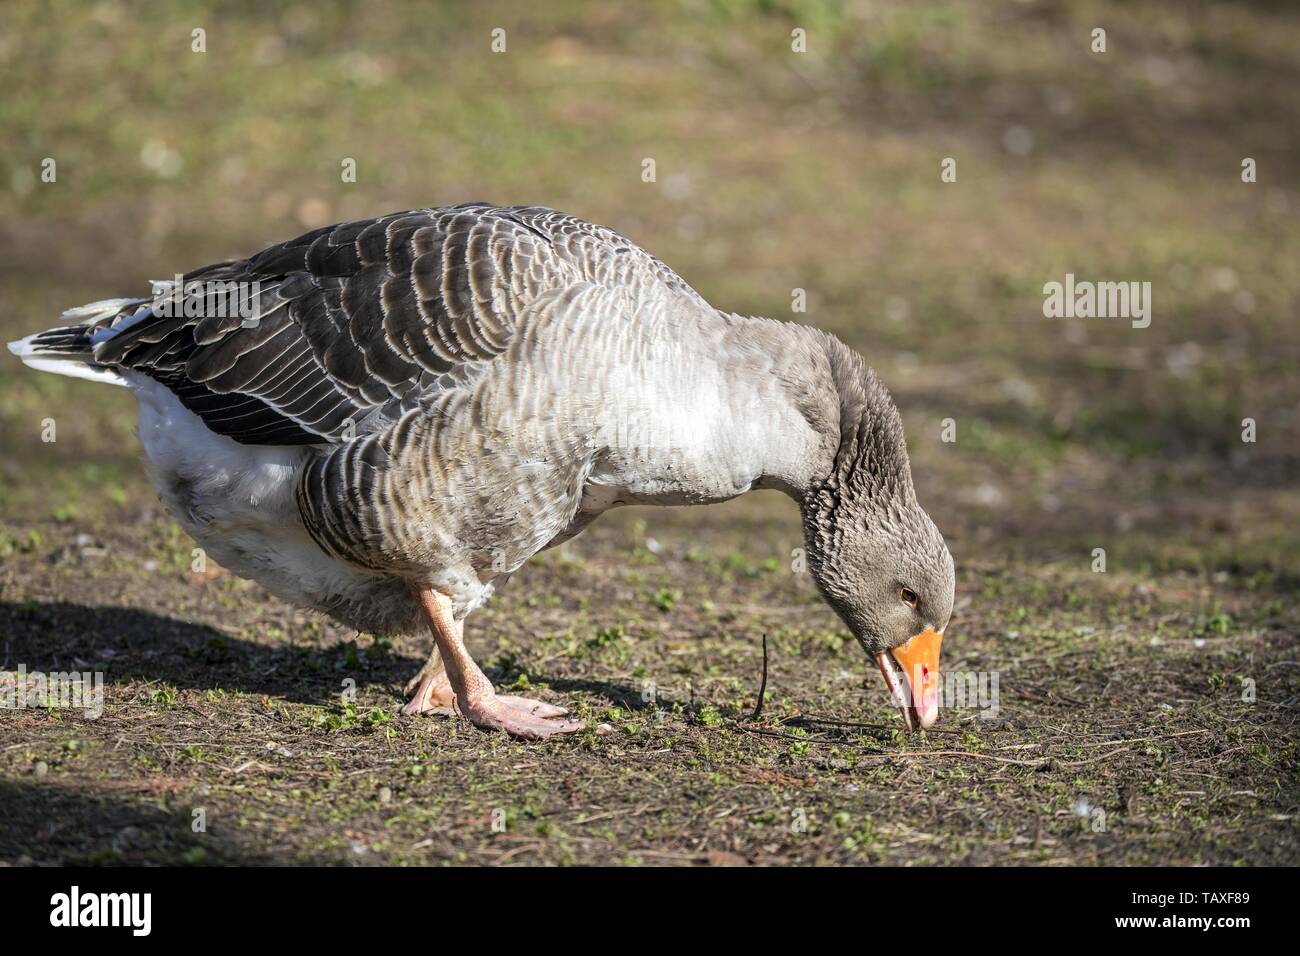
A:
[10,202,954,738]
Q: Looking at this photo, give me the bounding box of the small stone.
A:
[34,761,49,777]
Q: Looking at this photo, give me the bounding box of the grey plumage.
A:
[11,202,954,731]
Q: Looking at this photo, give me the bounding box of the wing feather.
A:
[88,203,697,445]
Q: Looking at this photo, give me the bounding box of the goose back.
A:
[87,203,703,445]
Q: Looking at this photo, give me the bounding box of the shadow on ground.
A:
[0,602,421,705]
[0,779,322,865]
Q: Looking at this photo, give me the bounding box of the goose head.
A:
[799,339,955,730]
[803,500,954,730]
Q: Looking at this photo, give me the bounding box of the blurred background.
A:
[2,0,1296,576]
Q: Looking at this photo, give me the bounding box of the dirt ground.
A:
[1,1,1297,865]
[1,502,1298,865]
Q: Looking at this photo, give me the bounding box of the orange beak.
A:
[874,626,943,731]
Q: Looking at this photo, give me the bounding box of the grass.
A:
[0,0,1297,865]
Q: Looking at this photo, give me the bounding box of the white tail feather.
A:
[7,333,127,386]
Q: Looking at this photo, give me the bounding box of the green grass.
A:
[0,0,1297,865]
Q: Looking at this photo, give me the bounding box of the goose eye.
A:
[900,587,919,608]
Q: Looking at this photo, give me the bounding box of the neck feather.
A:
[815,333,915,509]
[755,326,916,525]
[730,317,914,509]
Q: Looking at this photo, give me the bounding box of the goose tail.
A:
[8,297,149,386]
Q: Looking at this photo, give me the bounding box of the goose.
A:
[9,202,953,738]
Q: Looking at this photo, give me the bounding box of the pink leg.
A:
[404,648,570,719]
[402,650,456,716]
[408,586,582,739]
